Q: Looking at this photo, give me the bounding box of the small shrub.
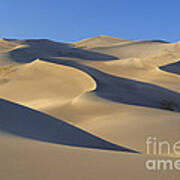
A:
[160,100,177,111]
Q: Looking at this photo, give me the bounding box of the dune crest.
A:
[0,36,180,180]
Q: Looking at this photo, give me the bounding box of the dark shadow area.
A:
[160,61,180,75]
[0,98,137,153]
[140,40,169,43]
[8,39,118,63]
[42,58,180,112]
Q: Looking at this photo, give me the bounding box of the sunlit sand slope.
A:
[0,36,180,180]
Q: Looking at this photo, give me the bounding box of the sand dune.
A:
[0,38,118,65]
[0,36,180,180]
[88,40,173,59]
[0,98,136,152]
[74,35,132,48]
[0,60,96,108]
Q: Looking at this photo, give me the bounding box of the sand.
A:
[0,36,180,179]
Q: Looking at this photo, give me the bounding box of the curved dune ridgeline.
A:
[0,36,180,180]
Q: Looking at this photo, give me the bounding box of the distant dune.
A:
[0,35,180,180]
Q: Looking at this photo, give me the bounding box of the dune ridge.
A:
[0,36,180,180]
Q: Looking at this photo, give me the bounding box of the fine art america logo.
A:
[145,137,180,171]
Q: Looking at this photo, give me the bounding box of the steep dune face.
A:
[79,56,180,92]
[0,38,118,65]
[0,39,73,65]
[0,98,135,152]
[0,36,180,180]
[62,96,180,152]
[0,60,96,109]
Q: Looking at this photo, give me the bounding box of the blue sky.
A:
[0,0,180,42]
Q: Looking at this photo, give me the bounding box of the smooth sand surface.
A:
[1,134,180,180]
[0,36,180,179]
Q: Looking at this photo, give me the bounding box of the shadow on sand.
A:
[0,98,137,153]
[8,40,118,63]
[42,58,180,112]
[160,61,180,75]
